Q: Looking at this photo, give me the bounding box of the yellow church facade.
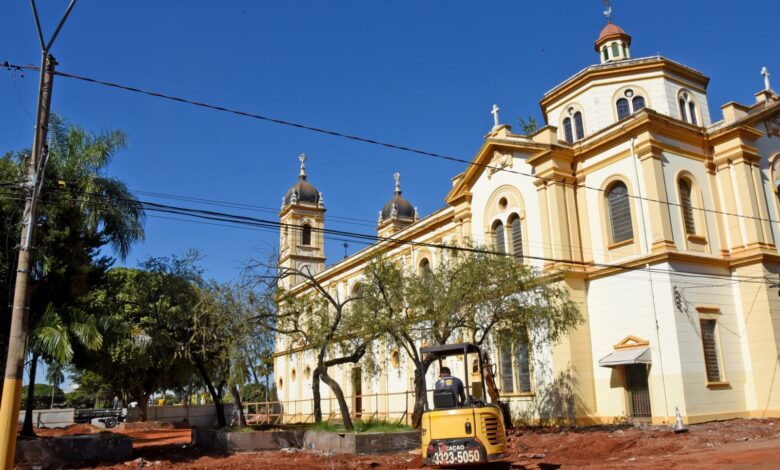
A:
[273,21,780,426]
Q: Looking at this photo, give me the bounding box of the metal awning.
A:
[598,347,651,367]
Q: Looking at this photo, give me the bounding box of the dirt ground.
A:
[34,418,780,469]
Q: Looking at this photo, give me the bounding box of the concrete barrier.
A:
[192,428,305,452]
[15,434,132,467]
[126,404,234,427]
[192,428,420,455]
[18,408,74,428]
[302,430,421,454]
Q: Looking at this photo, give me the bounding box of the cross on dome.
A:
[603,0,612,23]
[298,153,307,178]
[394,172,401,193]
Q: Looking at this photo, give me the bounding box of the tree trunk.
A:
[411,365,428,429]
[230,384,247,427]
[312,365,322,423]
[21,352,40,437]
[137,390,150,421]
[320,368,353,431]
[50,380,56,409]
[193,357,226,427]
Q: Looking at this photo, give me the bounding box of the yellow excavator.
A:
[420,343,509,466]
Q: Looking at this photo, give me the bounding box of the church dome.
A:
[283,154,321,206]
[380,173,415,221]
[595,22,631,51]
[284,176,320,205]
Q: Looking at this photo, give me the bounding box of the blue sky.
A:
[2,1,779,386]
[3,0,779,283]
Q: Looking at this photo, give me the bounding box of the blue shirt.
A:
[435,375,466,405]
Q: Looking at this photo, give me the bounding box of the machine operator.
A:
[435,366,466,406]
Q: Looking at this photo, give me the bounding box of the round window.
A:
[498,197,508,210]
[624,89,634,98]
[390,350,401,369]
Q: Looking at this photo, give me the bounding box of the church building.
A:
[273,18,780,425]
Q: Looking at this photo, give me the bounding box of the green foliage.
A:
[1,115,144,408]
[66,369,113,409]
[517,115,538,135]
[21,384,65,410]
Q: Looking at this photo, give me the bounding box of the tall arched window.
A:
[418,258,431,277]
[573,111,584,140]
[611,42,620,57]
[602,46,609,62]
[508,214,523,261]
[678,91,698,125]
[678,179,696,235]
[632,96,645,112]
[563,117,573,144]
[493,220,505,253]
[607,181,634,244]
[301,223,312,245]
[616,98,630,120]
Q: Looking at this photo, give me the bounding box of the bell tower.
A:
[279,154,326,288]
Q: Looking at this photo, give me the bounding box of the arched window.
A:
[688,101,697,125]
[607,181,634,244]
[678,179,696,235]
[616,98,630,120]
[678,91,698,125]
[573,111,584,140]
[611,42,620,57]
[508,214,523,261]
[301,223,312,245]
[493,220,505,253]
[419,257,431,275]
[602,46,609,62]
[616,89,646,121]
[563,117,573,144]
[632,96,645,112]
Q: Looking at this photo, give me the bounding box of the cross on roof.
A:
[394,172,401,193]
[603,0,612,22]
[491,104,500,128]
[298,153,307,177]
[762,67,771,91]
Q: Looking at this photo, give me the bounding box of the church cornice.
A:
[540,56,709,118]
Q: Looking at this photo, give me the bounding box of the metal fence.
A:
[244,390,418,426]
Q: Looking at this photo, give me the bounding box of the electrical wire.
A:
[3,61,779,227]
[0,183,775,286]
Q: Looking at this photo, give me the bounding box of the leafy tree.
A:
[45,362,65,409]
[1,115,145,436]
[21,384,65,411]
[74,265,196,421]
[359,245,581,428]
[246,258,376,431]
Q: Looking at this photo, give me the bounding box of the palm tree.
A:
[45,362,65,409]
[18,115,145,436]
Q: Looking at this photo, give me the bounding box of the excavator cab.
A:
[420,343,508,466]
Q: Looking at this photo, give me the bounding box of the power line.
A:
[0,182,774,285]
[26,185,772,285]
[4,62,779,227]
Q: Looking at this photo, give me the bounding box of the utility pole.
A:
[0,2,75,467]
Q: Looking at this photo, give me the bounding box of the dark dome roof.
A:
[381,191,415,220]
[284,176,320,206]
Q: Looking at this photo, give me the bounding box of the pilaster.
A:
[634,140,676,253]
